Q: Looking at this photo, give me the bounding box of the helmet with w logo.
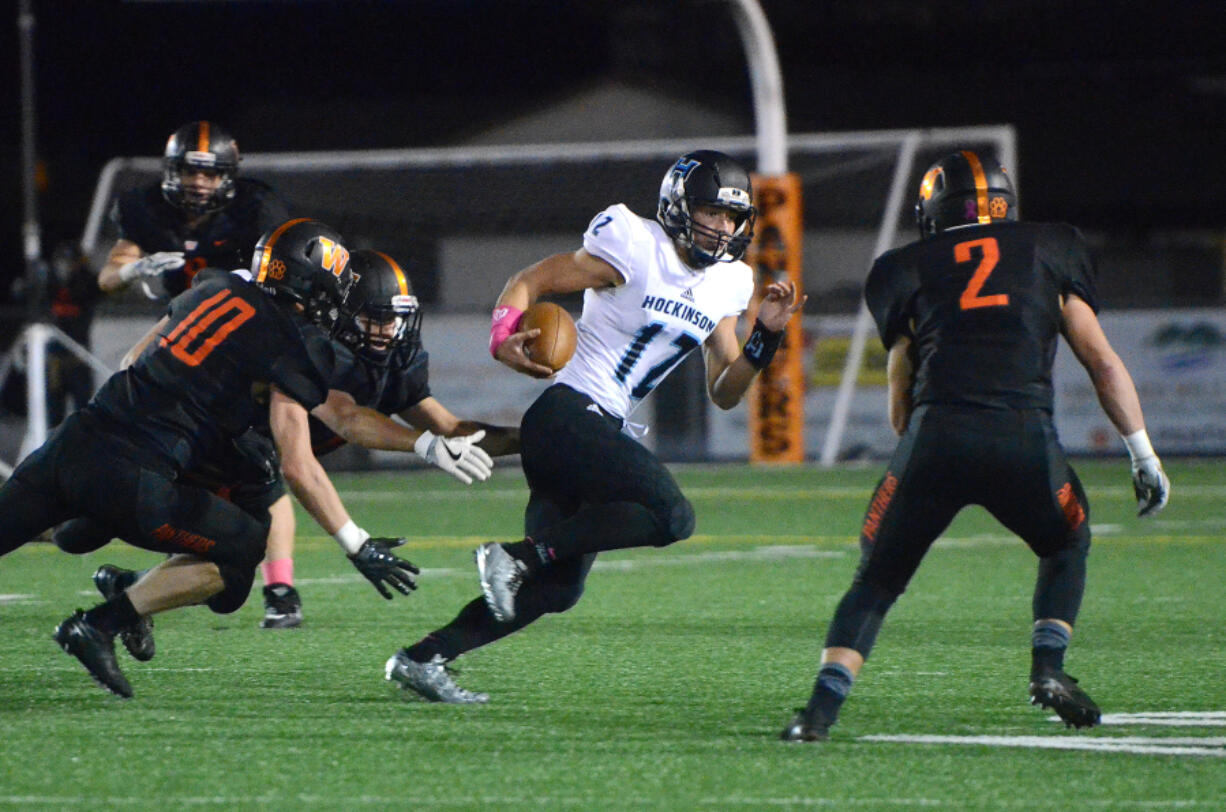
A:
[252,218,354,333]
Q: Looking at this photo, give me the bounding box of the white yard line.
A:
[861,733,1226,757]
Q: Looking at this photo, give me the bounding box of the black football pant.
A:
[0,411,269,613]
[426,384,694,658]
[825,405,1091,656]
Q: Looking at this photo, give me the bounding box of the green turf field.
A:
[2,459,1224,809]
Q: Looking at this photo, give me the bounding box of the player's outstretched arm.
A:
[490,249,622,379]
[98,239,185,294]
[402,397,521,457]
[270,387,419,597]
[1062,294,1170,516]
[314,390,492,484]
[705,280,806,409]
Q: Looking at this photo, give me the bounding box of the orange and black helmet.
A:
[915,150,1017,238]
[337,249,423,366]
[161,120,241,214]
[252,218,355,333]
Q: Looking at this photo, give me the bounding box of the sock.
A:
[262,557,294,587]
[1031,619,1071,675]
[805,662,855,724]
[503,537,555,573]
[84,593,141,635]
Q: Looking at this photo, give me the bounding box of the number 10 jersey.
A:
[556,204,754,419]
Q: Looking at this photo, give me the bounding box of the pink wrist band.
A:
[489,305,524,357]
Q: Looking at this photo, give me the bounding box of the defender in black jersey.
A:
[782,151,1170,742]
[0,219,421,698]
[253,249,515,628]
[97,121,288,298]
[61,249,507,636]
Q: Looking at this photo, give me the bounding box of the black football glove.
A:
[348,537,420,599]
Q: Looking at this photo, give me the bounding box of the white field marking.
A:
[336,483,1226,502]
[0,594,38,604]
[1,802,1216,811]
[860,733,1226,757]
[1095,712,1226,727]
[291,546,847,587]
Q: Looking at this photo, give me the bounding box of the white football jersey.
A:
[556,204,754,419]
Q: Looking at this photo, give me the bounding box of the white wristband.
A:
[1122,429,1155,462]
[413,430,436,459]
[332,520,370,556]
[117,260,141,283]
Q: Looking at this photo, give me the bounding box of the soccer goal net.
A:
[67,127,1015,467]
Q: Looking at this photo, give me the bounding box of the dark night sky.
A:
[6,0,1226,282]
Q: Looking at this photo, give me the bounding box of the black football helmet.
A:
[915,150,1017,238]
[161,120,241,214]
[252,218,355,333]
[338,249,423,366]
[657,150,756,266]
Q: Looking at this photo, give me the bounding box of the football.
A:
[521,301,577,372]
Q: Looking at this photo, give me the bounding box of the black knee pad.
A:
[53,518,114,555]
[656,497,695,546]
[206,563,257,614]
[541,582,586,614]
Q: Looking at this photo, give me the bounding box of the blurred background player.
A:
[97,121,288,299]
[385,150,804,703]
[781,151,1170,742]
[256,248,517,627]
[0,219,427,698]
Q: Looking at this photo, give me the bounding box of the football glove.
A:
[118,251,186,283]
[414,430,493,485]
[1131,455,1170,518]
[349,537,420,600]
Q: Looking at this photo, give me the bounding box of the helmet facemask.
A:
[345,295,422,367]
[161,121,240,215]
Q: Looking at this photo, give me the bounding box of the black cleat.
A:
[53,611,133,698]
[93,564,155,662]
[259,584,303,629]
[1029,668,1101,729]
[781,708,831,742]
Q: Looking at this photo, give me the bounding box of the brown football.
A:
[521,301,577,372]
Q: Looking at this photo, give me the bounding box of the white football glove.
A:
[1131,455,1170,518]
[414,430,493,485]
[118,251,186,283]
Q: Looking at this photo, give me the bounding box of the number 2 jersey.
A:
[865,220,1099,412]
[556,204,754,419]
[86,270,334,476]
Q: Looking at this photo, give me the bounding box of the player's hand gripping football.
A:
[495,327,555,379]
[414,430,494,484]
[1131,455,1170,517]
[118,251,186,283]
[349,537,420,599]
[756,280,807,332]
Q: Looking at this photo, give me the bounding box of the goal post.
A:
[71,127,1016,467]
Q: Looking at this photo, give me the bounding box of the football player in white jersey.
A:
[385,150,804,703]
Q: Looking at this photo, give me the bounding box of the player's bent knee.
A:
[659,498,695,546]
[206,563,257,614]
[543,583,585,614]
[52,518,114,555]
